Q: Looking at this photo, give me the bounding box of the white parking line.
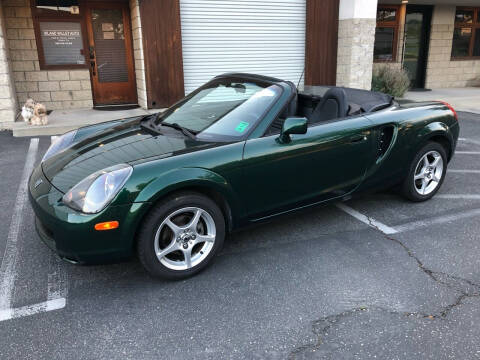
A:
[455,151,480,155]
[436,194,480,200]
[335,203,398,235]
[449,170,480,174]
[459,138,480,146]
[0,138,67,322]
[395,208,480,233]
[0,298,65,322]
[0,138,39,313]
[48,256,67,302]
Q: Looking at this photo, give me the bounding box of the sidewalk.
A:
[5,87,479,137]
[9,107,161,137]
[402,87,480,114]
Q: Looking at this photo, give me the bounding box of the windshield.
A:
[156,78,282,141]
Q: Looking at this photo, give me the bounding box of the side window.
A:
[265,115,286,136]
[297,93,320,122]
[265,92,325,136]
[264,102,291,136]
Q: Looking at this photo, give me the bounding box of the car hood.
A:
[42,118,215,193]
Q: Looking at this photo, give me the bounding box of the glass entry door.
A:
[85,2,137,106]
[403,5,433,89]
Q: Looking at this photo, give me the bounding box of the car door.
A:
[241,115,375,219]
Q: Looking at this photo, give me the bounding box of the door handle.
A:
[349,134,367,143]
[90,61,96,76]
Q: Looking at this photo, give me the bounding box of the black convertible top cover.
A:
[299,86,393,113]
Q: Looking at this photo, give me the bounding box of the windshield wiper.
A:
[160,122,197,139]
[139,115,162,135]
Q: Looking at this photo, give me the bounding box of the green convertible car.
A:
[29,73,459,279]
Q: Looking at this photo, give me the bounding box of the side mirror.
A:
[278,117,308,143]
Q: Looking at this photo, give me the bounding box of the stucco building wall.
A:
[3,0,93,111]
[336,0,378,90]
[2,0,147,114]
[372,5,480,89]
[425,5,480,88]
[337,18,377,89]
[0,0,17,126]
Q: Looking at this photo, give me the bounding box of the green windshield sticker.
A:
[235,121,249,133]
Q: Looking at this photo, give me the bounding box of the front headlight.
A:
[62,164,133,214]
[42,130,78,162]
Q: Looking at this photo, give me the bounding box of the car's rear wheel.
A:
[401,142,447,202]
[137,192,225,279]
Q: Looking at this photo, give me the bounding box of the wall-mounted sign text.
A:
[39,21,85,66]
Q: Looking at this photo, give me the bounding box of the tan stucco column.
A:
[0,1,18,128]
[129,0,147,109]
[336,0,378,90]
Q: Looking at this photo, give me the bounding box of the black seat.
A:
[264,91,298,136]
[309,88,349,124]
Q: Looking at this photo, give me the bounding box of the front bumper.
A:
[28,164,146,264]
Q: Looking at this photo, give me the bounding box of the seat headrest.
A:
[309,87,349,123]
[321,88,348,117]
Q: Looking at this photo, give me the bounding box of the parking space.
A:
[0,112,479,359]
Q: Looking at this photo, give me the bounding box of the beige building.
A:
[374,2,480,89]
[0,0,479,129]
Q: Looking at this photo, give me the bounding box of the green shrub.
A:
[371,65,410,98]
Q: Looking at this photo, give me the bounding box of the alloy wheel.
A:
[154,207,216,271]
[413,150,444,195]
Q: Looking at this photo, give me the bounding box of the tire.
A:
[401,142,447,202]
[137,191,225,279]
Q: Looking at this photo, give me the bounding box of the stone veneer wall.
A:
[2,0,149,113]
[337,18,376,90]
[129,0,147,109]
[3,0,92,111]
[0,0,17,126]
[425,5,480,89]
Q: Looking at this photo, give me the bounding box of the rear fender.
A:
[413,121,454,159]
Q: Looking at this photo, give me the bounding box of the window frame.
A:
[452,7,480,60]
[374,5,400,63]
[158,76,285,142]
[30,0,89,70]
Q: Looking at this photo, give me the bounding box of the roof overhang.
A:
[379,0,478,5]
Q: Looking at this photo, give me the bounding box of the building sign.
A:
[39,21,85,65]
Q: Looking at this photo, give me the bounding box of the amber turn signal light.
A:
[94,221,119,231]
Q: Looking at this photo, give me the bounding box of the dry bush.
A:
[372,65,410,98]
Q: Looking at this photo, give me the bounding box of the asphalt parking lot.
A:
[0,112,479,359]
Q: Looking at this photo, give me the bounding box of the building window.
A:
[35,0,80,15]
[31,0,87,70]
[374,6,400,62]
[452,7,480,59]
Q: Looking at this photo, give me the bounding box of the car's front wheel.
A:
[401,142,447,202]
[137,192,225,279]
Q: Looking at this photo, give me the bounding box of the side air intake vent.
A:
[377,125,395,158]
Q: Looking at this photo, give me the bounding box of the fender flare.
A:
[413,121,454,159]
[132,167,244,229]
